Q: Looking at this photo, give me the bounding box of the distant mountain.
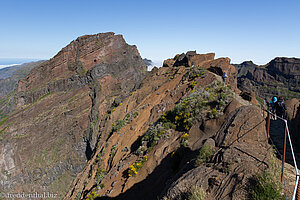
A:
[0,58,40,66]
[143,58,153,67]
[232,61,258,77]
[235,57,300,100]
[0,61,44,97]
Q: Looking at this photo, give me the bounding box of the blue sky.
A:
[0,0,299,65]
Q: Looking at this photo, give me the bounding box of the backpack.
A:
[277,100,287,110]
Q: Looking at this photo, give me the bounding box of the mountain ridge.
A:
[0,32,299,200]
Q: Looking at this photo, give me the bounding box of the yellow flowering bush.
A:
[191,81,197,88]
[128,156,148,177]
[86,191,99,200]
[182,133,189,140]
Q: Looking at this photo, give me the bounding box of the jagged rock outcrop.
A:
[285,98,300,145]
[163,51,215,68]
[163,52,238,92]
[236,57,300,100]
[164,106,296,200]
[17,32,146,106]
[0,32,146,198]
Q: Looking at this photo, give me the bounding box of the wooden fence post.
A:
[266,112,270,140]
[297,180,300,200]
[281,124,287,182]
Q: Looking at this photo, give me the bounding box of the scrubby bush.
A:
[86,191,99,200]
[188,185,206,200]
[128,156,147,176]
[95,168,107,185]
[250,171,285,200]
[181,133,189,147]
[195,144,214,166]
[249,149,284,200]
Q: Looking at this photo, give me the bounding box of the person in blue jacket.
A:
[269,96,277,119]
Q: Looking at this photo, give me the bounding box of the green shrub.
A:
[0,116,8,126]
[208,108,218,119]
[250,171,284,200]
[195,144,214,166]
[99,183,105,189]
[250,148,284,200]
[133,111,139,118]
[110,120,126,135]
[95,168,107,185]
[188,185,206,200]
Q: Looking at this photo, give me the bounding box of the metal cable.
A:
[238,93,298,199]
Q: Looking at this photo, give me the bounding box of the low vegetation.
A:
[195,144,214,166]
[188,185,206,200]
[139,81,233,156]
[109,110,139,135]
[128,155,147,177]
[249,149,285,200]
[95,168,107,185]
[86,191,99,200]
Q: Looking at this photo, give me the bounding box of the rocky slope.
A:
[0,61,44,97]
[236,57,300,100]
[64,52,295,199]
[0,32,146,198]
[0,61,45,122]
[0,33,297,200]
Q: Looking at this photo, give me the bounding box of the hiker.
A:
[275,97,287,119]
[222,72,227,84]
[269,96,277,119]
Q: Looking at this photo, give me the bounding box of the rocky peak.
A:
[16,32,146,106]
[267,57,300,80]
[17,32,145,92]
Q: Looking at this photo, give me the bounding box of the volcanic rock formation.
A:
[236,57,300,100]
[0,33,297,200]
[0,32,146,198]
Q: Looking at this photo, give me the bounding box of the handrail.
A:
[238,91,299,200]
[265,108,299,200]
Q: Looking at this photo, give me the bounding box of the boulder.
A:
[174,53,189,67]
[223,99,242,115]
[201,58,238,92]
[188,53,215,67]
[285,98,300,120]
[214,106,266,147]
[163,58,176,67]
[203,138,216,150]
[169,52,215,67]
[240,91,258,104]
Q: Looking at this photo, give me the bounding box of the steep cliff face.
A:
[0,32,146,198]
[0,61,45,123]
[17,32,145,106]
[237,57,300,100]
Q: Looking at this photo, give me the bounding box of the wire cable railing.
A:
[238,91,299,200]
